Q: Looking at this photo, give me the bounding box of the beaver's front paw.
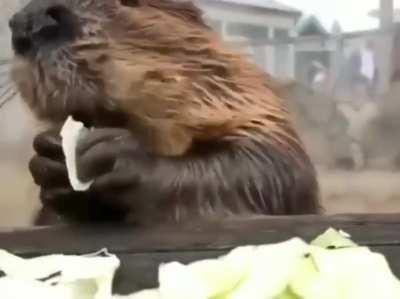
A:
[30,128,129,222]
[74,127,164,221]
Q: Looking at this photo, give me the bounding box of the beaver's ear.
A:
[120,0,141,7]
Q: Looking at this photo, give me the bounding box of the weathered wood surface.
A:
[0,214,399,294]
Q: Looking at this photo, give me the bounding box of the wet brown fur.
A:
[11,0,320,221]
[12,0,303,156]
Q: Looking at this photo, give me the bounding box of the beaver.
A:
[9,0,320,225]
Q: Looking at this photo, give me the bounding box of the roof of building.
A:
[210,0,301,14]
[295,15,329,36]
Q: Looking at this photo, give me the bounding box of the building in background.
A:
[195,0,301,78]
[369,8,399,24]
[292,15,333,85]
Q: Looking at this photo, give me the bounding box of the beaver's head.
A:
[9,0,214,127]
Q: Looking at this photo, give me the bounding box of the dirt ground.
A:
[319,168,400,214]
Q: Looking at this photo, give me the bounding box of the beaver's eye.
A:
[120,0,140,7]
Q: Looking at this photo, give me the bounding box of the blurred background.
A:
[1,0,400,227]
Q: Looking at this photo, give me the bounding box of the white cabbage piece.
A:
[289,246,400,299]
[311,228,357,249]
[156,238,308,299]
[60,116,93,191]
[148,229,400,299]
[0,249,119,299]
[219,238,308,299]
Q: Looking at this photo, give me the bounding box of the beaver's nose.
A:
[9,3,77,57]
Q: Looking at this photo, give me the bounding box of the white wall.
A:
[197,2,297,29]
[195,0,298,77]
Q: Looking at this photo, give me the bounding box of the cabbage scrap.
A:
[310,227,357,249]
[127,228,400,299]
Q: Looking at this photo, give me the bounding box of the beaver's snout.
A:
[9,1,79,57]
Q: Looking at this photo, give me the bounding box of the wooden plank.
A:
[0,214,399,255]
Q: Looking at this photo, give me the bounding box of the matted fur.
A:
[11,0,320,222]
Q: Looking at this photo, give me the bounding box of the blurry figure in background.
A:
[348,40,379,99]
[337,78,378,170]
[273,77,351,170]
[307,60,330,94]
[361,24,400,169]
